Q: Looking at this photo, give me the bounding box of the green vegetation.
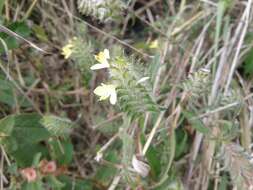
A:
[0,0,253,189]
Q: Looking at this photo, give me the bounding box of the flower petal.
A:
[94,85,111,100]
[94,54,101,63]
[137,77,150,84]
[94,49,110,64]
[62,44,73,59]
[94,84,117,105]
[149,39,158,49]
[95,152,103,162]
[109,89,117,105]
[90,63,109,70]
[104,49,110,59]
[21,167,37,182]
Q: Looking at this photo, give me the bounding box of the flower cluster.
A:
[39,160,57,174]
[90,49,150,105]
[91,48,110,70]
[90,49,117,105]
[20,160,57,183]
[61,37,77,59]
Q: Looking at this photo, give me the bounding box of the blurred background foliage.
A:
[0,0,253,190]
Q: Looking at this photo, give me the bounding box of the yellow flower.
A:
[149,39,158,49]
[62,42,74,59]
[90,49,110,70]
[94,83,117,105]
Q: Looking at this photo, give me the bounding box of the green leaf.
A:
[218,174,229,190]
[0,115,14,138]
[21,181,44,190]
[1,136,18,152]
[0,113,51,167]
[0,90,16,106]
[155,178,184,190]
[40,115,75,136]
[0,77,31,108]
[175,129,188,159]
[243,48,253,76]
[13,113,51,144]
[48,138,73,165]
[0,0,5,16]
[8,22,31,37]
[0,113,50,146]
[32,25,49,42]
[32,152,42,167]
[95,150,118,186]
[148,54,161,85]
[245,32,253,43]
[7,163,18,175]
[183,111,210,134]
[0,22,31,53]
[146,145,161,179]
[12,143,48,167]
[46,175,65,190]
[59,175,93,190]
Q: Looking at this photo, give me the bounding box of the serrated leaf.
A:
[40,115,75,136]
[183,111,210,134]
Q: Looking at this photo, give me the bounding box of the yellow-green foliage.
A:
[109,55,160,118]
[183,68,211,99]
[40,115,75,136]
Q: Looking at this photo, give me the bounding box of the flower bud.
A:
[20,167,37,182]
